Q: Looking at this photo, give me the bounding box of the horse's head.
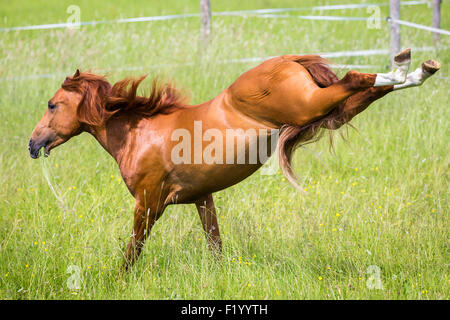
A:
[28,69,111,158]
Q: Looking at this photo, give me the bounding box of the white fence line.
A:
[311,0,428,10]
[389,18,450,36]
[0,1,429,32]
[256,14,449,35]
[2,46,446,82]
[0,14,200,32]
[255,14,450,36]
[257,14,372,21]
[4,13,448,37]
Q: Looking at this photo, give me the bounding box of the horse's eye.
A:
[48,102,56,110]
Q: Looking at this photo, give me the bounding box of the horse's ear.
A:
[74,69,80,78]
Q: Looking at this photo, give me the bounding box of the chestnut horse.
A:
[29,49,440,267]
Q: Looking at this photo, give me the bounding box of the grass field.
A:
[0,0,449,299]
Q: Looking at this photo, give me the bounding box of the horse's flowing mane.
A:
[62,70,186,126]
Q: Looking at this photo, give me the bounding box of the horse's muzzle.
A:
[28,138,48,159]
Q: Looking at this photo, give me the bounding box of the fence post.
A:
[200,0,211,44]
[432,0,442,44]
[389,0,401,65]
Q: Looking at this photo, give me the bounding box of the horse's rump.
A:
[277,55,345,191]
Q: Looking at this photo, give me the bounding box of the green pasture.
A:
[0,0,448,299]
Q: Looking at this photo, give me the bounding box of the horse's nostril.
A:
[28,139,33,151]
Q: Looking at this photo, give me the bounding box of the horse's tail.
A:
[277,55,343,192]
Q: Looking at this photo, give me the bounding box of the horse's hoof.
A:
[394,48,411,64]
[422,60,441,75]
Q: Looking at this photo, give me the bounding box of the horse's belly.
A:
[163,109,278,203]
[169,162,264,203]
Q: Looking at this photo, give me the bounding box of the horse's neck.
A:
[85,118,132,165]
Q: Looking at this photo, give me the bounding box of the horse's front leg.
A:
[123,202,165,270]
[195,193,222,255]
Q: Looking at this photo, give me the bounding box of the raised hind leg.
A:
[329,58,441,128]
[227,49,410,128]
[374,49,411,86]
[195,193,222,255]
[336,86,394,126]
[300,49,411,123]
[393,60,441,90]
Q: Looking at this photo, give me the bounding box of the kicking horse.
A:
[29,48,440,267]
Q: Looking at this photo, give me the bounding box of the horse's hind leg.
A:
[373,48,411,86]
[195,193,222,255]
[336,86,394,125]
[393,60,441,90]
[328,58,441,128]
[300,49,411,123]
